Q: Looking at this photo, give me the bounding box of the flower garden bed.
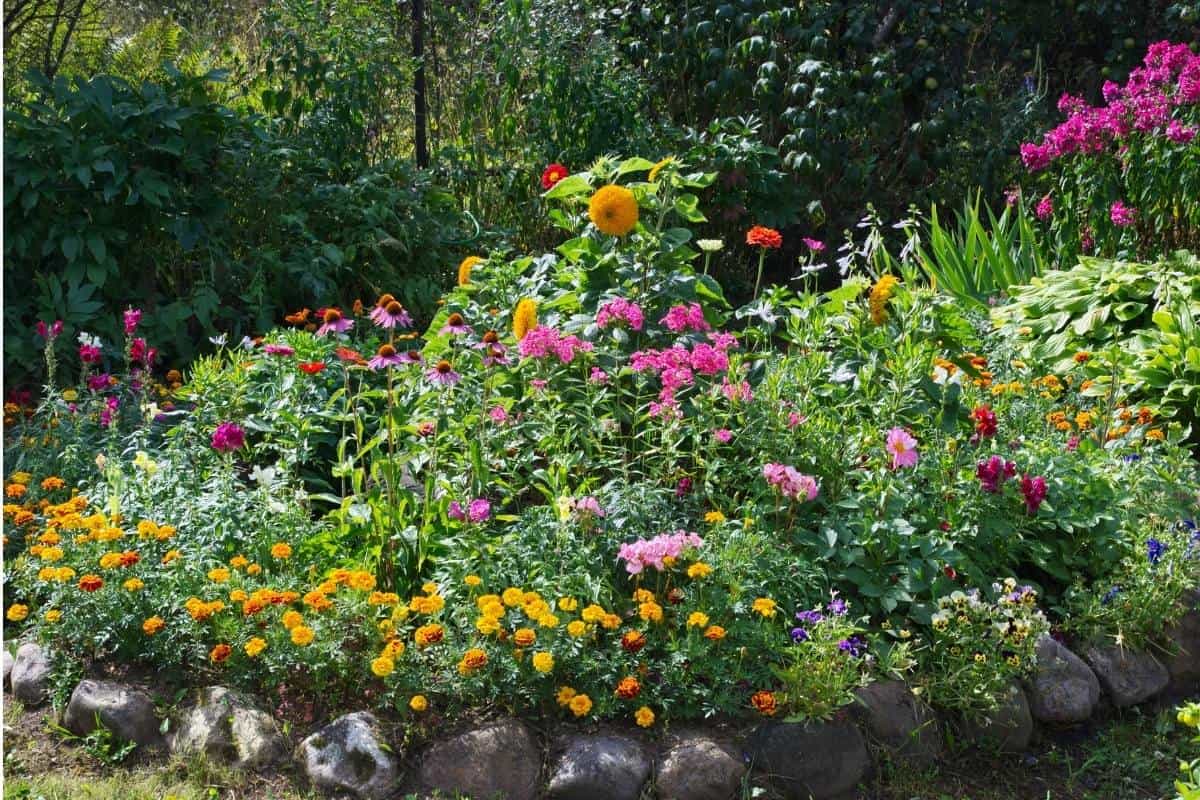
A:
[5,43,1200,798]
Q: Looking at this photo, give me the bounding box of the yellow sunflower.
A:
[513,298,538,341]
[588,185,638,236]
[457,256,483,287]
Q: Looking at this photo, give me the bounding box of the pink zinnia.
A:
[211,421,246,452]
[885,427,919,469]
[802,237,826,252]
[488,405,508,424]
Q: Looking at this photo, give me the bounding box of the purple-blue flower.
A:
[1147,537,1167,566]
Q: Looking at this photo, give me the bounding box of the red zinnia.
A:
[541,163,568,190]
[299,362,326,375]
[746,225,782,249]
[335,347,364,364]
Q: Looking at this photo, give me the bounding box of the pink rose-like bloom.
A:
[802,237,826,252]
[713,428,733,444]
[596,297,644,331]
[589,367,609,384]
[123,308,142,335]
[488,405,508,424]
[787,411,807,429]
[762,462,819,501]
[467,498,491,523]
[660,302,710,334]
[448,501,465,521]
[617,530,703,575]
[1110,200,1137,227]
[264,344,294,356]
[885,427,919,469]
[1020,474,1048,514]
[211,421,246,453]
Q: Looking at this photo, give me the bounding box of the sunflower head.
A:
[588,185,639,237]
[513,298,538,341]
[458,256,483,287]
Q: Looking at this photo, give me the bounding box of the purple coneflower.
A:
[426,359,461,386]
[371,297,413,329]
[316,308,353,336]
[368,343,405,370]
[440,312,471,336]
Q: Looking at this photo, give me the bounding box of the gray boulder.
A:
[297,711,398,800]
[1163,594,1200,693]
[962,683,1033,753]
[10,643,50,706]
[546,735,649,800]
[1083,643,1169,707]
[746,718,870,800]
[418,718,540,800]
[170,686,286,770]
[852,680,942,763]
[64,680,162,747]
[655,733,746,800]
[1026,636,1101,724]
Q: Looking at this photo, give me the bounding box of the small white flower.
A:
[209,333,228,347]
[697,239,725,252]
[240,336,255,350]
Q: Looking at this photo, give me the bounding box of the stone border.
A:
[4,602,1197,800]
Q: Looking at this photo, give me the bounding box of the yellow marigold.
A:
[502,587,525,607]
[270,542,292,559]
[580,604,605,623]
[635,706,655,728]
[349,571,376,591]
[481,600,505,620]
[601,613,622,630]
[513,298,538,341]
[371,655,395,677]
[143,616,165,635]
[8,472,31,485]
[464,574,482,587]
[556,686,577,706]
[54,567,75,582]
[229,555,249,569]
[868,275,899,325]
[303,591,333,611]
[568,693,594,717]
[632,588,655,604]
[687,611,710,628]
[513,627,537,647]
[163,549,181,564]
[588,184,638,236]
[532,651,554,673]
[290,625,315,646]
[567,620,588,638]
[751,598,777,618]
[638,601,663,623]
[414,623,444,647]
[477,593,501,609]
[208,567,231,583]
[409,695,428,712]
[1146,428,1164,441]
[368,591,399,606]
[98,552,122,569]
[704,510,726,524]
[40,547,63,562]
[687,562,713,579]
[537,613,560,629]
[281,610,303,630]
[557,597,578,612]
[6,604,29,622]
[457,256,483,287]
[458,647,488,675]
[44,609,62,623]
[123,578,144,592]
[476,616,501,635]
[422,581,439,594]
[245,563,261,575]
[384,639,406,658]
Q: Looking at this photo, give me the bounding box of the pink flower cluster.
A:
[762,463,819,501]
[617,530,703,575]
[517,325,594,363]
[449,498,491,523]
[630,332,738,415]
[211,421,246,453]
[596,297,644,331]
[660,302,710,334]
[1020,41,1200,173]
[1110,200,1137,227]
[36,320,64,339]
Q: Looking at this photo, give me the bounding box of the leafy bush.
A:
[3,69,469,386]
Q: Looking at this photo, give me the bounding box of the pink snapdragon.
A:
[123,308,142,335]
[1020,474,1048,514]
[36,320,64,339]
[763,463,819,501]
[977,455,1017,493]
[617,530,703,575]
[596,297,644,331]
[884,427,919,469]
